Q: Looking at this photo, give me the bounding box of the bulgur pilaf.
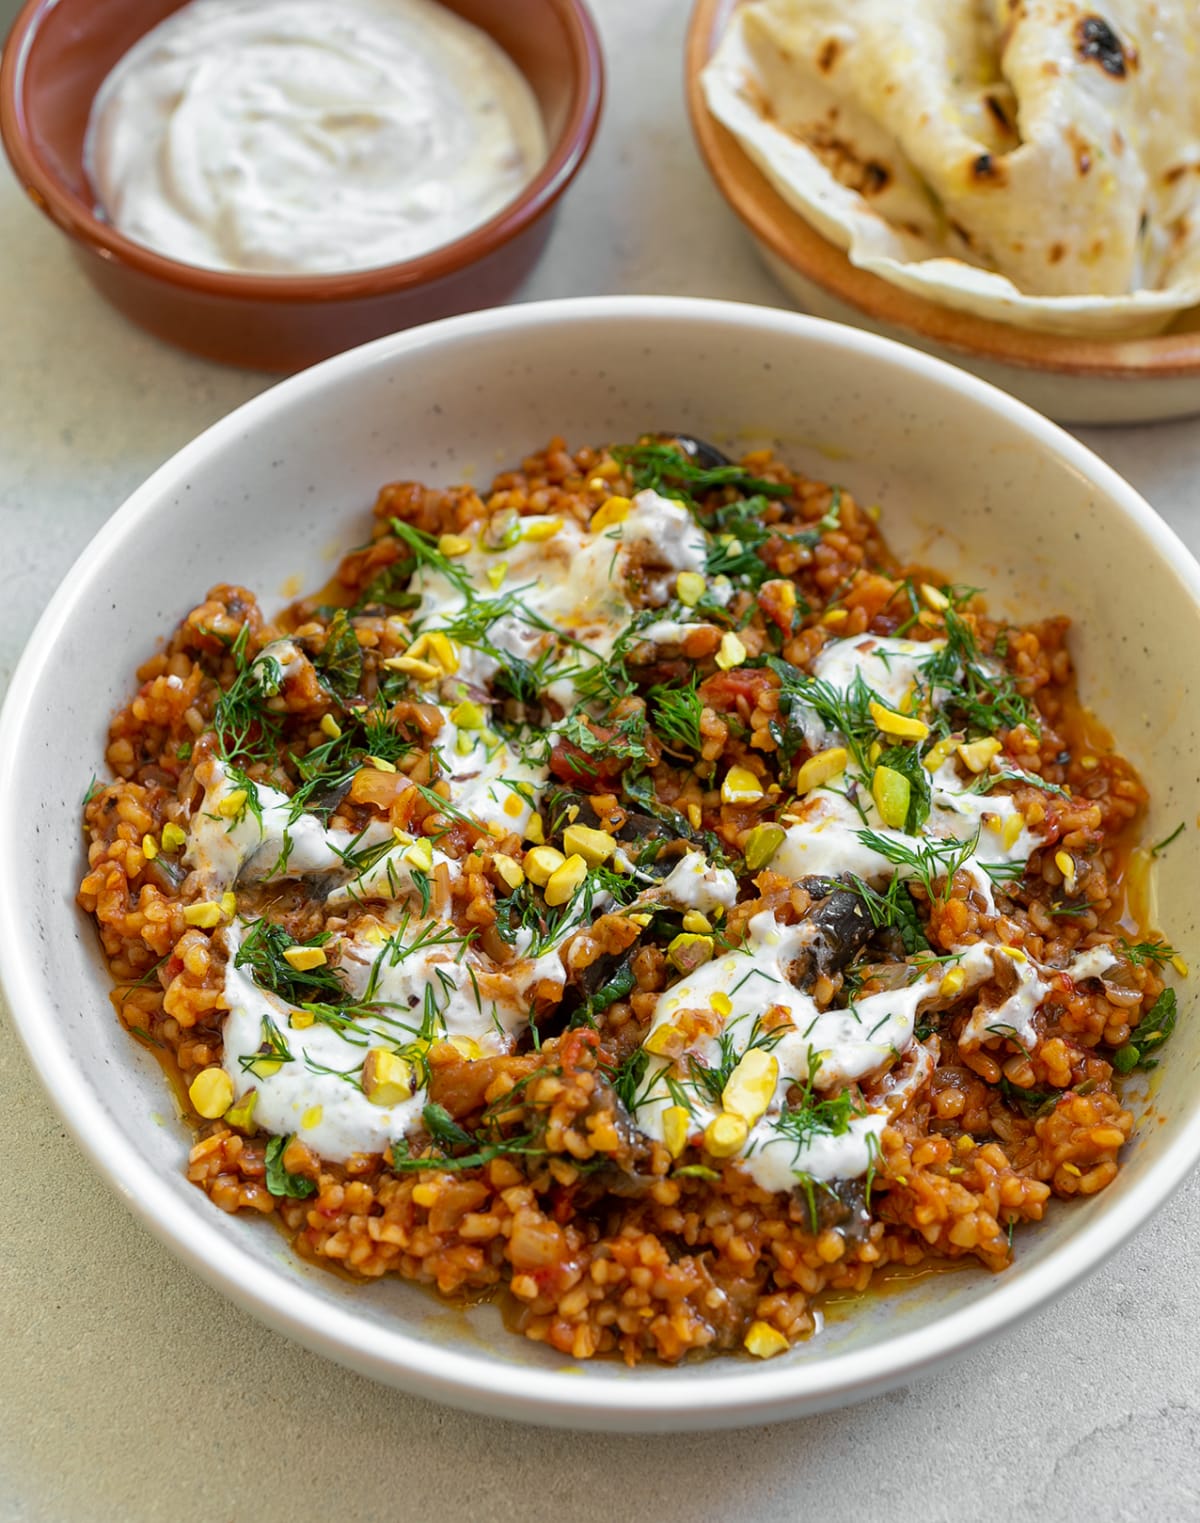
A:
[79,436,1181,1364]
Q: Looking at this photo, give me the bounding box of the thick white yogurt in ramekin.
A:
[84,0,547,276]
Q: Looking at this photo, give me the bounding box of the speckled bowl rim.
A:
[0,0,604,302]
[3,297,1200,1429]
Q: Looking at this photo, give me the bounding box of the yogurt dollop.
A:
[84,0,547,275]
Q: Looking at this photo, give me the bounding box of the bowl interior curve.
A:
[2,298,1198,1429]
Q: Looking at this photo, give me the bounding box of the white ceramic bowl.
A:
[2,297,1199,1431]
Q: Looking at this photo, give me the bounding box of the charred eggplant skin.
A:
[791,877,875,985]
[661,434,735,471]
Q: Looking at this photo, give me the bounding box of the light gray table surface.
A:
[3,2,1200,1519]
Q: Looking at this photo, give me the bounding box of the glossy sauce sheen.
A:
[84,0,547,275]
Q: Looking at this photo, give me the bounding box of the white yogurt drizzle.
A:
[627,633,1111,1195]
[184,487,711,1159]
[84,0,547,276]
[220,915,556,1162]
[183,502,1110,1191]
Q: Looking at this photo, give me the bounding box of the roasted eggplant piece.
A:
[659,433,735,471]
[788,877,876,986]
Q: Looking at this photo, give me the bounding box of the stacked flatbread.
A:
[703,1,1200,335]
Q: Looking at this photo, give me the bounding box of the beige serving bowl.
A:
[686,0,1200,426]
[1,297,1199,1429]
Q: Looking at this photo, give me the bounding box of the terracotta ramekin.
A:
[1,0,603,371]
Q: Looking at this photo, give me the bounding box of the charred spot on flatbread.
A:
[970,152,1008,186]
[816,36,840,73]
[948,218,977,250]
[984,94,1016,139]
[1065,126,1093,176]
[1076,15,1136,77]
[804,122,892,196]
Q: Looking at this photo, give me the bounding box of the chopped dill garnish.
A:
[702,495,817,591]
[968,766,1072,802]
[648,676,704,754]
[212,623,284,767]
[854,827,980,901]
[614,441,790,507]
[766,656,877,773]
[773,1081,857,1157]
[917,603,1034,738]
[284,704,412,824]
[682,1018,787,1108]
[239,1014,295,1077]
[234,919,345,1005]
[1120,938,1178,969]
[570,607,670,706]
[1151,822,1186,857]
[494,863,636,957]
[388,517,473,596]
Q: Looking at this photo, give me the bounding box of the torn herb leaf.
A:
[1112,987,1177,1073]
[264,1134,316,1198]
[313,609,363,700]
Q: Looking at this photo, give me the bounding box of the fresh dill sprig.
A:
[917,603,1034,738]
[765,656,877,773]
[388,517,473,596]
[702,495,817,592]
[648,677,704,755]
[570,607,671,707]
[212,623,284,767]
[1120,938,1178,968]
[967,766,1072,802]
[855,827,983,901]
[773,1082,858,1157]
[239,1014,295,1077]
[284,702,412,824]
[234,919,345,1005]
[683,1017,787,1107]
[614,441,790,507]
